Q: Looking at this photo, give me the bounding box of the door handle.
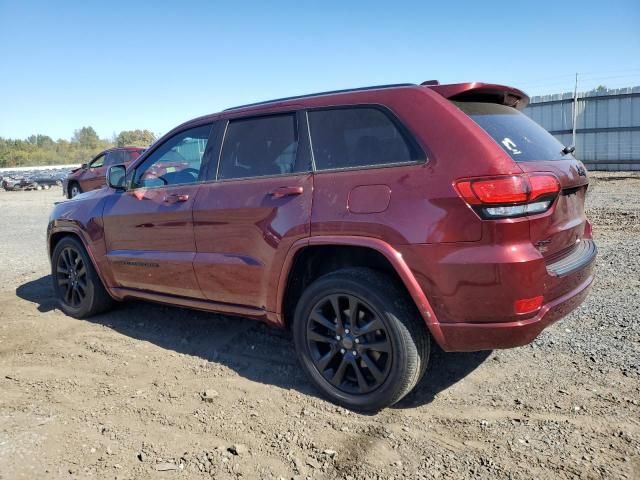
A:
[269,186,304,199]
[163,193,189,204]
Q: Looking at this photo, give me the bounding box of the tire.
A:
[293,267,430,412]
[68,182,82,199]
[51,236,114,318]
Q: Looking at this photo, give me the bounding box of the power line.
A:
[517,72,640,90]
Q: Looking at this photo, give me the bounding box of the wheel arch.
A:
[48,228,87,259]
[48,227,114,298]
[275,236,446,347]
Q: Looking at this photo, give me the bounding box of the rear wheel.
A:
[51,236,114,318]
[293,267,430,412]
[69,182,82,198]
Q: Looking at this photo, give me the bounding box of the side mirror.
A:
[107,165,127,190]
[81,163,88,169]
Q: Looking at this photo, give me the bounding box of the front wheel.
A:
[51,236,114,318]
[293,267,430,412]
[68,182,82,198]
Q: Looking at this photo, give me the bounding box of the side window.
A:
[218,114,298,180]
[105,150,124,166]
[133,125,212,188]
[89,154,105,168]
[127,149,144,162]
[307,107,420,170]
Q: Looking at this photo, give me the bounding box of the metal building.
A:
[524,86,640,170]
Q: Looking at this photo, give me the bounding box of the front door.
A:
[83,153,107,191]
[193,112,313,311]
[102,123,215,298]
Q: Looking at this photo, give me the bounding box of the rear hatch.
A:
[455,101,590,259]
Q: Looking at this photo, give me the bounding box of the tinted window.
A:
[134,124,212,188]
[308,108,419,170]
[128,149,144,162]
[218,114,298,180]
[455,102,573,162]
[105,150,125,166]
[106,150,140,166]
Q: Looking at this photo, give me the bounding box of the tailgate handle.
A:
[269,186,303,199]
[164,193,189,204]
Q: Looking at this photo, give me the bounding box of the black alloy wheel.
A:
[293,267,430,412]
[56,245,88,308]
[306,293,392,394]
[51,236,114,318]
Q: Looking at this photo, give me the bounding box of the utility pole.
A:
[572,73,578,148]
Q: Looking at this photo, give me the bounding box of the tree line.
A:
[0,127,156,168]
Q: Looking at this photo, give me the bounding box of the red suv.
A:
[47,82,596,411]
[63,147,145,198]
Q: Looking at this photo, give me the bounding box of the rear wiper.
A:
[561,145,576,155]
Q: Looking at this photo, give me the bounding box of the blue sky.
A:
[1,0,639,140]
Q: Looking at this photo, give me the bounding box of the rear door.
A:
[456,102,589,258]
[192,111,313,311]
[102,124,215,298]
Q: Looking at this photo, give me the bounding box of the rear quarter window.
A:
[455,102,573,162]
[307,107,422,170]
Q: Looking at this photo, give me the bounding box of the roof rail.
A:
[224,83,416,111]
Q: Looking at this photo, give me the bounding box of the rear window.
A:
[455,102,573,162]
[308,107,421,170]
[127,150,143,161]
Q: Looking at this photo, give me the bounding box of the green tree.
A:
[115,129,156,147]
[72,126,100,148]
[0,125,152,167]
[27,134,54,147]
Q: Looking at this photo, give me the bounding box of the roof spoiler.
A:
[423,82,530,110]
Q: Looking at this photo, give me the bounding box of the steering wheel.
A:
[141,174,168,187]
[181,168,200,180]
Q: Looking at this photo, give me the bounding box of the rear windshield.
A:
[454,101,573,162]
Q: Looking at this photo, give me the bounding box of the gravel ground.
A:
[0,176,638,480]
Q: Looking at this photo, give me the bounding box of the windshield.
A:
[454,101,573,162]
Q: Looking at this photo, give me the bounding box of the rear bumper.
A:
[435,272,593,352]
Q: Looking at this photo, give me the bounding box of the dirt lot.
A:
[0,176,638,480]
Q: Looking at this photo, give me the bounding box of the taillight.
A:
[454,173,560,219]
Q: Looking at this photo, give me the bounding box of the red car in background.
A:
[63,147,145,198]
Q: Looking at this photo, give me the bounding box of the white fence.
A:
[524,86,640,171]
